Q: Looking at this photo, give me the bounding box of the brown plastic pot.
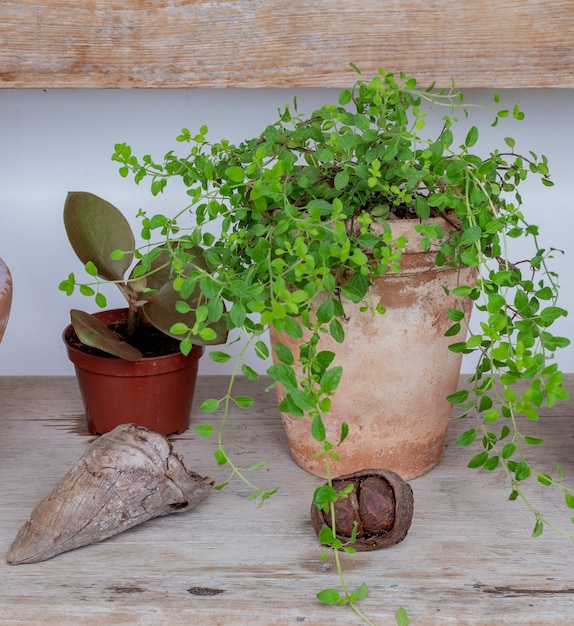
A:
[270,218,477,480]
[0,257,12,344]
[63,308,203,436]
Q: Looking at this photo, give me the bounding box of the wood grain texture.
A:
[1,375,574,624]
[0,1,573,89]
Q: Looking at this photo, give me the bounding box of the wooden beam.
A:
[1,1,573,89]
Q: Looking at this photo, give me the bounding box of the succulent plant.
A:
[60,191,228,360]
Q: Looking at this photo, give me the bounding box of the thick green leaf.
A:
[70,309,142,361]
[64,192,135,281]
[142,280,228,345]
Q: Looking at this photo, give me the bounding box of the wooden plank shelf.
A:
[1,375,574,624]
[1,1,573,88]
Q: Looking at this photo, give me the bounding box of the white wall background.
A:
[0,87,572,375]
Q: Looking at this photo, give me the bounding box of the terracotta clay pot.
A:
[0,257,12,344]
[270,218,476,480]
[63,308,203,436]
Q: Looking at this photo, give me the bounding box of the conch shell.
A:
[7,424,213,565]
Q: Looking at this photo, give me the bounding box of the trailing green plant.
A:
[62,66,572,623]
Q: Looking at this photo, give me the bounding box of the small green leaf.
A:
[79,285,95,297]
[318,524,335,545]
[456,428,477,446]
[209,350,232,363]
[320,366,343,394]
[255,340,270,359]
[170,322,189,335]
[338,422,349,445]
[565,493,574,509]
[459,225,482,247]
[350,582,369,602]
[235,395,255,408]
[241,364,260,380]
[214,448,228,465]
[225,166,245,183]
[199,327,217,341]
[483,456,500,471]
[539,306,567,324]
[483,408,499,423]
[515,460,531,481]
[329,319,345,343]
[110,249,125,260]
[314,485,338,508]
[467,451,488,468]
[180,337,192,356]
[504,136,516,148]
[532,516,544,538]
[447,389,469,403]
[537,473,552,486]
[447,308,465,322]
[396,607,410,626]
[267,363,298,389]
[502,442,516,458]
[465,125,479,148]
[85,261,98,276]
[311,414,326,442]
[317,589,341,605]
[334,170,350,190]
[194,423,213,438]
[287,388,316,412]
[200,398,220,413]
[274,341,294,365]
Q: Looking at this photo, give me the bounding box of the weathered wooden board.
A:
[0,1,573,89]
[1,375,574,624]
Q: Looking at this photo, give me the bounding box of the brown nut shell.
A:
[311,468,414,551]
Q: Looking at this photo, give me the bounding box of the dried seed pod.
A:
[311,468,414,551]
[7,424,213,565]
